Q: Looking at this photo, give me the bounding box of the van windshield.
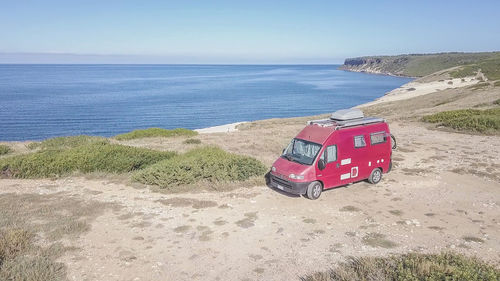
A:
[282,138,322,165]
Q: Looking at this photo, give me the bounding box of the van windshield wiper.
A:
[283,154,305,165]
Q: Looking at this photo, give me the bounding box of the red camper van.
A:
[270,108,394,200]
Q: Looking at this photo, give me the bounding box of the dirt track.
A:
[1,121,499,281]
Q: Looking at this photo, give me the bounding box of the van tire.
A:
[368,168,382,184]
[306,181,322,200]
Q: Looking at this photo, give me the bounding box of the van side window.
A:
[370,131,386,145]
[354,135,366,148]
[326,145,337,163]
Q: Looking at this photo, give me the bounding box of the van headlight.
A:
[271,166,276,172]
[289,174,304,180]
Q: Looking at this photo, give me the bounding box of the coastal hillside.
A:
[340,51,500,77]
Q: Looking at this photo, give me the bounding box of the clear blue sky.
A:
[1,0,499,63]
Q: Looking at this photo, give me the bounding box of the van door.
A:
[317,145,341,189]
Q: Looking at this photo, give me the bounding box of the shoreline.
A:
[337,66,418,79]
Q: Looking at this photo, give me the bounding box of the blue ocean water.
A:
[0,64,412,141]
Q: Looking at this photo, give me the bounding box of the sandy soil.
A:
[358,76,479,107]
[1,74,499,281]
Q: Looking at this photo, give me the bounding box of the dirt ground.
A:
[1,120,499,281]
[0,78,499,280]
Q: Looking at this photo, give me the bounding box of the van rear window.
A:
[370,131,386,145]
[354,135,366,148]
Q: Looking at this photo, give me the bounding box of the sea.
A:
[0,64,413,141]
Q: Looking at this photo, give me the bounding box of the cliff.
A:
[339,52,500,77]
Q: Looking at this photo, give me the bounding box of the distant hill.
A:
[340,52,500,78]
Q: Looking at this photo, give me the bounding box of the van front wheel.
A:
[368,168,382,184]
[306,181,322,200]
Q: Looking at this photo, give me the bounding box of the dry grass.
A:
[0,192,114,280]
[301,252,500,281]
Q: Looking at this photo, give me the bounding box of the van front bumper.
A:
[269,174,310,195]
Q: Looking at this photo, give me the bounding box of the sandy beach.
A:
[195,121,247,134]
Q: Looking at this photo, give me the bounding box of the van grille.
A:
[271,175,292,189]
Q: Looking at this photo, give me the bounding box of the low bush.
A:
[494,98,500,105]
[114,128,197,140]
[28,135,108,150]
[183,138,202,144]
[0,139,175,178]
[450,66,477,78]
[301,252,499,281]
[133,146,267,191]
[0,145,11,156]
[422,108,500,133]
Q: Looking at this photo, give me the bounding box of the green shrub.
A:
[0,145,12,156]
[183,138,202,144]
[28,135,108,150]
[450,56,500,81]
[494,98,500,105]
[450,65,478,78]
[301,252,499,281]
[114,128,197,140]
[422,108,500,133]
[133,146,267,191]
[0,141,175,178]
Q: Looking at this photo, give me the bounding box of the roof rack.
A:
[307,117,385,130]
[307,109,384,130]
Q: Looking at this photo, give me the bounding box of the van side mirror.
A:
[318,159,326,170]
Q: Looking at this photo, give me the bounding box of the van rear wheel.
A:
[306,181,322,200]
[368,168,382,184]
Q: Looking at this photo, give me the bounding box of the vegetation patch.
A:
[183,138,202,145]
[361,232,398,248]
[0,145,12,156]
[300,252,500,281]
[114,128,197,140]
[463,236,484,243]
[0,136,175,178]
[450,56,500,81]
[28,135,108,150]
[422,108,500,134]
[339,206,361,212]
[133,146,267,192]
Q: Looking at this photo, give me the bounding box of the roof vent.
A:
[330,108,364,121]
